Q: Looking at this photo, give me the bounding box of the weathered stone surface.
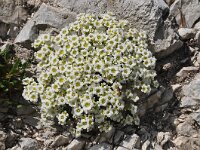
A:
[115,146,130,150]
[0,0,28,24]
[142,140,151,150]
[195,31,200,47]
[180,96,198,107]
[173,136,200,150]
[5,131,19,148]
[176,118,196,136]
[170,0,200,28]
[64,139,85,150]
[190,110,200,125]
[89,143,112,150]
[178,28,197,40]
[156,132,171,147]
[19,138,38,150]
[15,3,76,46]
[51,135,71,147]
[17,105,35,116]
[55,0,175,58]
[0,131,7,150]
[98,128,115,143]
[153,19,183,59]
[138,88,165,117]
[182,73,200,99]
[176,66,199,81]
[120,134,140,149]
[194,21,200,29]
[114,130,124,145]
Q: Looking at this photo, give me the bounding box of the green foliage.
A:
[0,44,29,98]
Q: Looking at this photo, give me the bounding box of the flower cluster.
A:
[22,13,158,137]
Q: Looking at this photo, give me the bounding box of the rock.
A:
[9,145,20,150]
[120,134,140,149]
[176,66,199,81]
[115,146,130,150]
[44,139,54,147]
[195,31,200,47]
[57,0,169,40]
[51,135,71,147]
[0,0,28,39]
[0,106,8,113]
[194,21,200,30]
[138,88,165,117]
[15,3,76,47]
[171,84,181,92]
[55,0,176,59]
[0,0,28,24]
[164,0,176,6]
[170,0,200,28]
[157,132,171,147]
[98,127,115,143]
[12,118,23,129]
[190,110,200,125]
[5,131,19,148]
[17,105,35,116]
[23,116,40,129]
[160,88,173,104]
[64,139,85,150]
[182,73,200,99]
[19,138,39,150]
[27,0,55,7]
[114,130,124,145]
[155,103,168,112]
[0,131,7,150]
[0,113,5,122]
[176,118,196,136]
[142,140,151,150]
[178,28,197,40]
[173,136,200,150]
[180,96,198,107]
[89,143,112,150]
[0,22,9,40]
[153,18,183,59]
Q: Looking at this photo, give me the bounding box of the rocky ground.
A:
[0,0,200,150]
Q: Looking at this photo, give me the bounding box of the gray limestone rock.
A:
[15,3,76,47]
[182,73,200,99]
[178,28,197,40]
[0,131,7,150]
[64,139,85,150]
[51,134,71,147]
[170,0,200,28]
[89,143,112,150]
[19,138,38,150]
[55,0,178,59]
[120,134,140,149]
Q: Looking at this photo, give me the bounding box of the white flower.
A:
[57,96,66,105]
[29,92,38,102]
[73,107,83,116]
[74,80,83,90]
[57,111,69,125]
[82,100,93,113]
[51,83,60,92]
[98,96,108,106]
[57,76,66,85]
[50,66,59,75]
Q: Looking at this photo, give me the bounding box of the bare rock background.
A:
[0,0,200,150]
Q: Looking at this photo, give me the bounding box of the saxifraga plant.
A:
[22,12,158,137]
